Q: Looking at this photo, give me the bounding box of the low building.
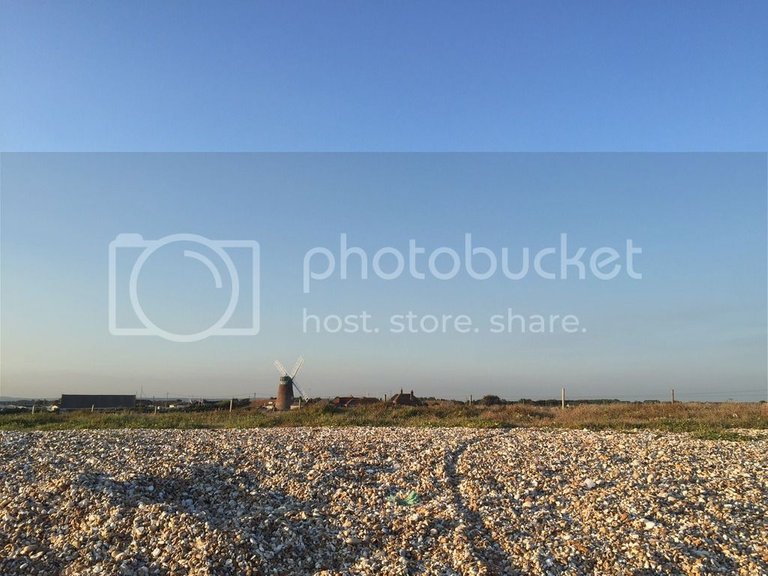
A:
[60,394,136,411]
[390,389,423,407]
[331,396,380,408]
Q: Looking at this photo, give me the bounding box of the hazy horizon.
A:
[1,154,765,402]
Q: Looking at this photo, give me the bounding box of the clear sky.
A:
[1,2,766,401]
[2,1,767,151]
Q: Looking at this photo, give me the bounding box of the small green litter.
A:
[387,490,420,506]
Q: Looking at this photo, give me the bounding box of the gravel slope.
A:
[1,428,766,575]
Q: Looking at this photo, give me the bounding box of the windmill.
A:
[273,357,306,410]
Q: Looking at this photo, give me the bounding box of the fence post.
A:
[561,388,566,409]
[671,389,675,404]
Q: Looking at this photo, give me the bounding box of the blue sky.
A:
[0,2,766,401]
[2,1,767,151]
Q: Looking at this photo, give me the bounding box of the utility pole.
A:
[561,387,566,410]
[671,389,675,404]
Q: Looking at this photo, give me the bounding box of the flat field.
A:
[2,402,767,439]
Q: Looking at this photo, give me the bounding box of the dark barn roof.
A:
[60,394,136,410]
[331,396,380,408]
[391,389,423,406]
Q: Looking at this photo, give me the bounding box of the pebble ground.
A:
[1,428,766,575]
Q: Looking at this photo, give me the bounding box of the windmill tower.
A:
[273,357,306,410]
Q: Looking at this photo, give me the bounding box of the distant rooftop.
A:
[60,394,136,410]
